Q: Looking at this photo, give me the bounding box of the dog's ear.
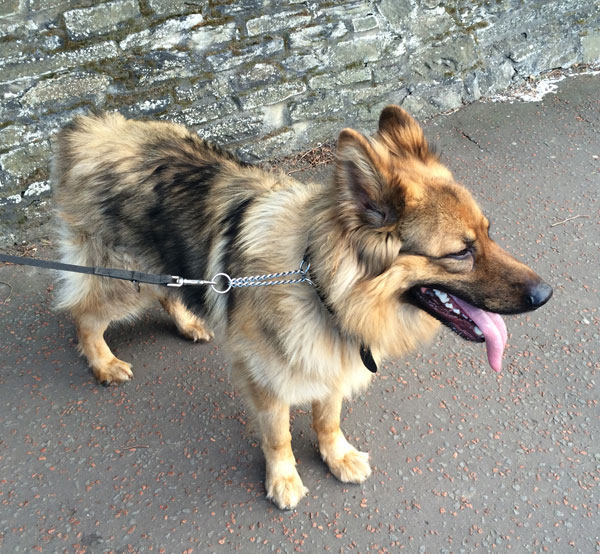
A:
[377,105,434,163]
[335,128,399,229]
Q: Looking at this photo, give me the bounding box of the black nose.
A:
[527,282,553,308]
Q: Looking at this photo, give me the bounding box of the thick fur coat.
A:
[52,107,551,509]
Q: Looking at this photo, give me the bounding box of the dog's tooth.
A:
[474,326,483,336]
[453,308,461,314]
[434,289,450,303]
[445,302,453,309]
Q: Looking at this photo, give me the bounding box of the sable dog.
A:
[52,107,552,509]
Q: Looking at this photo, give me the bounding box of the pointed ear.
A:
[335,128,399,229]
[377,105,434,162]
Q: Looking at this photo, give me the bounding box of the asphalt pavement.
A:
[0,73,598,554]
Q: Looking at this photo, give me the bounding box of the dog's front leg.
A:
[312,391,372,483]
[246,382,308,510]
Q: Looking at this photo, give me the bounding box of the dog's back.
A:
[53,113,294,316]
[53,112,257,260]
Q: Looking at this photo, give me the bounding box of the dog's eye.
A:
[445,248,472,260]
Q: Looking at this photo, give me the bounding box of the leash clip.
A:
[167,276,184,288]
[167,274,232,294]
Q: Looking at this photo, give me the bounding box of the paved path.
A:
[1,74,598,554]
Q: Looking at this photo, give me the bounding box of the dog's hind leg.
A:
[56,264,149,384]
[55,226,154,383]
[159,295,213,342]
[75,311,133,385]
[312,392,372,483]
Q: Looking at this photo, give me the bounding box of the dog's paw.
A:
[92,357,133,385]
[266,470,308,510]
[179,319,214,343]
[326,448,372,484]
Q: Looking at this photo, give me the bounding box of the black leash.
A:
[0,253,177,287]
[0,253,312,293]
[1,251,377,372]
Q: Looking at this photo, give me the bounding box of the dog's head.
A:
[331,105,552,371]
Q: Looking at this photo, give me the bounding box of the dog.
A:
[51,106,552,509]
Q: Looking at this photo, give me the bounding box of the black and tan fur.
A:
[52,107,551,509]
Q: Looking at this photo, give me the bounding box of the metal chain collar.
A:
[167,260,313,294]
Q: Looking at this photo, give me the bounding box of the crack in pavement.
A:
[457,128,488,152]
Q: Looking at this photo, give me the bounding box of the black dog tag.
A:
[360,344,377,373]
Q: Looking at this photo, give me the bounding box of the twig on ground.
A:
[261,142,335,175]
[550,214,590,227]
[287,159,332,175]
[119,444,149,451]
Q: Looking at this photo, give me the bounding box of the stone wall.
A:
[1,0,599,243]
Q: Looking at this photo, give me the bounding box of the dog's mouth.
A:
[410,286,508,372]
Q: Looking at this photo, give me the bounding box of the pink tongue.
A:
[450,295,508,373]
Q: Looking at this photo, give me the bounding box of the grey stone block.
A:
[371,60,405,85]
[509,34,579,76]
[239,82,307,110]
[23,180,51,199]
[63,0,140,41]
[352,15,379,33]
[290,85,395,123]
[231,63,282,92]
[0,34,64,66]
[309,67,372,90]
[120,14,205,51]
[129,51,209,87]
[401,93,438,120]
[29,0,72,10]
[207,39,285,71]
[325,36,383,68]
[210,0,267,15]
[175,76,235,104]
[246,11,312,37]
[190,22,237,52]
[0,41,119,84]
[0,141,50,195]
[288,22,348,49]
[290,119,342,149]
[0,125,30,152]
[195,112,264,144]
[319,2,376,20]
[147,0,192,17]
[428,80,464,111]
[411,8,455,41]
[0,0,19,17]
[463,73,482,102]
[20,72,111,112]
[410,35,477,80]
[378,0,416,33]
[478,60,517,95]
[237,128,297,161]
[120,96,172,117]
[582,31,600,63]
[166,99,238,126]
[289,91,345,123]
[282,53,321,74]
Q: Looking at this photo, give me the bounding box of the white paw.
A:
[326,447,372,483]
[265,468,308,510]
